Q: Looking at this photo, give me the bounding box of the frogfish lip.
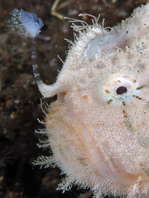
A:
[76,116,139,186]
[102,156,139,185]
[89,140,139,186]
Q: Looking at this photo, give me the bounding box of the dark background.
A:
[0,0,147,197]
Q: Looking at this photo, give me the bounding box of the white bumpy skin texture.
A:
[36,3,149,198]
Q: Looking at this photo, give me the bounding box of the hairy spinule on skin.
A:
[9,3,149,198]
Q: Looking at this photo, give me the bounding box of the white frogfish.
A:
[12,3,149,198]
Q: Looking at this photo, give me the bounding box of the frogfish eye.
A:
[116,86,127,95]
[100,76,141,104]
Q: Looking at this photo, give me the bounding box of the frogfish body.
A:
[37,3,149,198]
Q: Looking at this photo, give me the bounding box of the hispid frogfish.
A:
[36,3,149,198]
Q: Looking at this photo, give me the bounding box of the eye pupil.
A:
[116,86,127,95]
